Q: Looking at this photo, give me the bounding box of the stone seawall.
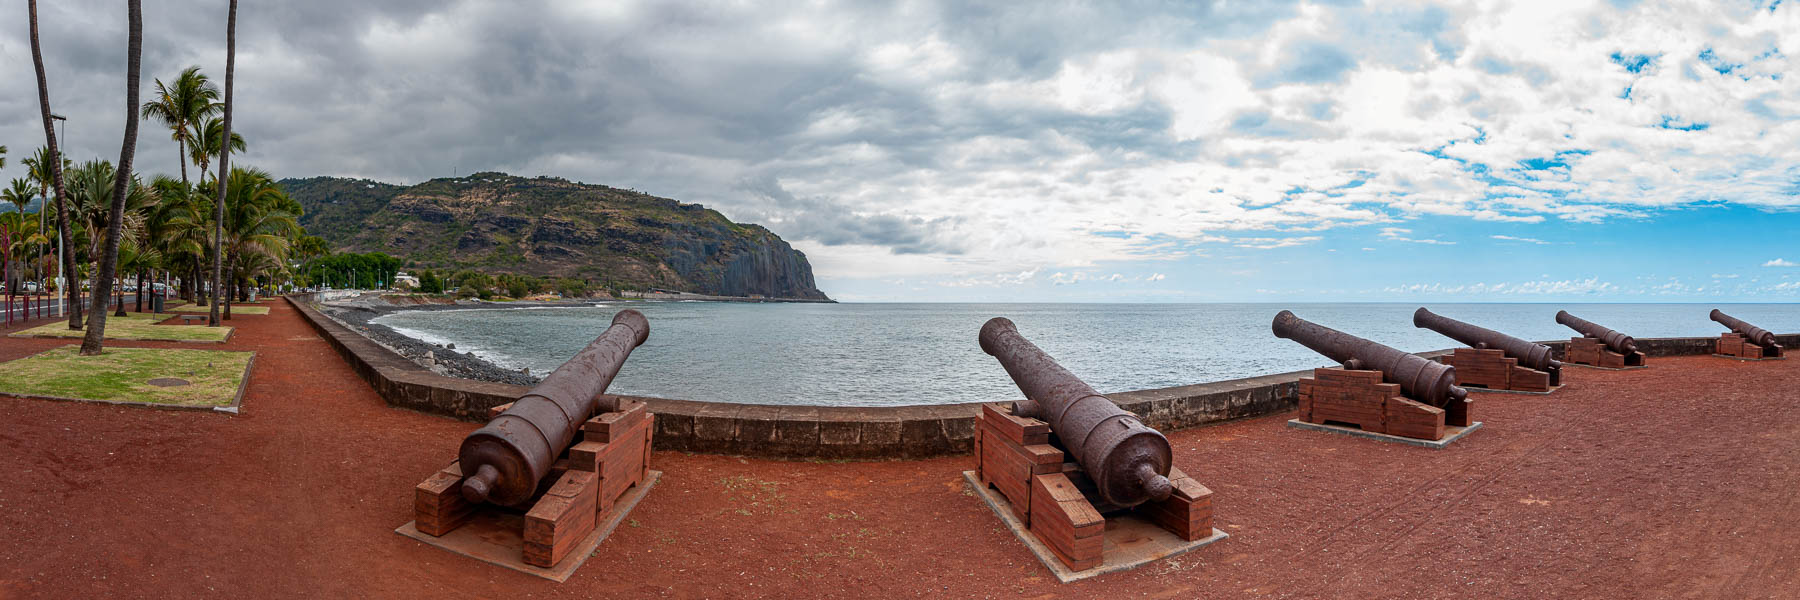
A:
[286,295,1794,460]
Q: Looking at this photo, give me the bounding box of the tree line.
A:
[9,0,287,356]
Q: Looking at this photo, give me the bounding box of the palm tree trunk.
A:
[81,0,141,355]
[222,260,233,321]
[209,0,235,328]
[29,0,80,331]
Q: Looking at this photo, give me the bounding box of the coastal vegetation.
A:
[0,346,250,406]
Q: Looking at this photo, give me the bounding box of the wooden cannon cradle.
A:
[973,404,1214,572]
[1298,368,1470,442]
[1565,336,1646,368]
[1716,333,1784,360]
[413,399,654,568]
[1440,347,1557,392]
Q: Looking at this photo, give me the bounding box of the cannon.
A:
[979,317,1172,507]
[1272,310,1467,407]
[460,309,651,505]
[1556,311,1646,368]
[1273,310,1476,442]
[1711,309,1784,359]
[1711,309,1776,348]
[971,317,1219,574]
[408,308,661,572]
[1414,307,1560,391]
[1555,311,1636,355]
[1414,308,1558,372]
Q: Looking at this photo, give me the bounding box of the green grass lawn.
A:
[8,312,233,342]
[0,345,253,406]
[171,304,270,315]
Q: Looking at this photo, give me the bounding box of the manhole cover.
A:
[147,378,191,387]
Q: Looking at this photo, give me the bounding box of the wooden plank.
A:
[414,462,473,537]
[583,401,648,443]
[568,440,608,473]
[1030,473,1104,571]
[981,403,1050,446]
[522,471,598,568]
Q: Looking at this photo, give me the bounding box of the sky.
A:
[1,0,1797,302]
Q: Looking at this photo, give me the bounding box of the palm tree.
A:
[79,0,143,355]
[141,66,219,190]
[2,179,42,293]
[210,0,237,328]
[28,0,79,330]
[188,116,245,187]
[145,176,203,312]
[2,179,37,216]
[0,145,7,170]
[216,167,297,320]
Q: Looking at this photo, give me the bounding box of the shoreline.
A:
[317,295,574,386]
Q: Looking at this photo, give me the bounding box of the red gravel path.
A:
[1,302,1796,598]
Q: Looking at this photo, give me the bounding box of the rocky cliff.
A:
[282,173,830,300]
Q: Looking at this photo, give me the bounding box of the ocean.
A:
[370,302,1797,407]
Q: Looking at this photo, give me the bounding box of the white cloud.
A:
[1146,273,1166,282]
[1764,259,1799,267]
[1379,227,1456,245]
[1232,236,1323,249]
[1491,235,1550,245]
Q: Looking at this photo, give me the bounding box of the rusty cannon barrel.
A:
[458,309,650,506]
[1272,310,1468,408]
[1710,309,1776,348]
[1413,307,1560,372]
[1555,310,1637,355]
[979,317,1173,508]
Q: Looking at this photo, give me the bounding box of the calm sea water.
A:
[372,303,1797,407]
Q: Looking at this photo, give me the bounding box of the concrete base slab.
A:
[960,470,1227,583]
[1465,384,1562,395]
[1711,354,1786,362]
[1286,419,1483,449]
[396,470,661,583]
[1563,363,1648,371]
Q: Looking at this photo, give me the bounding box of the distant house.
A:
[393,271,421,290]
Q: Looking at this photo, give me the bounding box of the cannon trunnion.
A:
[971,317,1222,575]
[1272,310,1475,443]
[1556,311,1646,369]
[1711,309,1785,359]
[1414,307,1562,393]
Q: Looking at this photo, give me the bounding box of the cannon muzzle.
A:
[1710,309,1776,348]
[1272,310,1468,407]
[459,309,650,506]
[980,317,1173,508]
[1555,310,1637,355]
[1414,307,1560,372]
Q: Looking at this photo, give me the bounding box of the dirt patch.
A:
[0,308,1797,597]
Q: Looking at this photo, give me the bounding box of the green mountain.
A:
[281,172,829,300]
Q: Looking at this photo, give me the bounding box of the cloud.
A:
[1384,277,1619,296]
[1764,258,1799,267]
[1491,234,1550,244]
[1380,228,1455,245]
[1232,236,1322,249]
[4,0,1797,286]
[1146,273,1166,282]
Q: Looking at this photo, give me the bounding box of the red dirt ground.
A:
[1,303,1797,598]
